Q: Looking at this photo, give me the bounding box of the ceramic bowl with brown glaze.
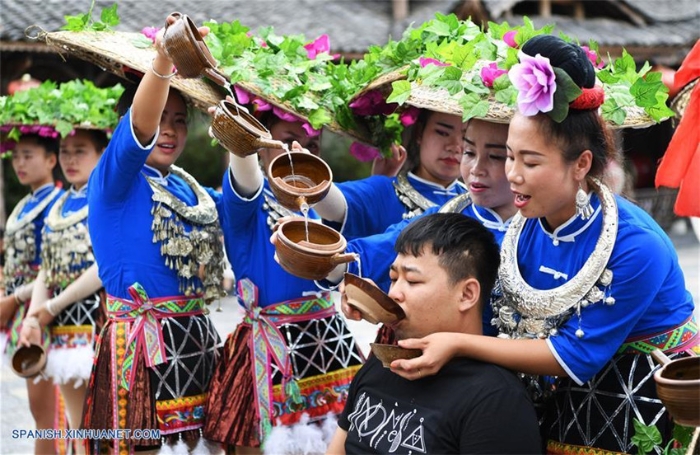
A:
[11,344,47,379]
[370,343,422,368]
[275,220,356,280]
[268,152,332,211]
[652,350,700,427]
[344,273,405,325]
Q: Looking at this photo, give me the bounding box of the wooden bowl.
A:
[370,343,422,368]
[268,152,332,211]
[161,12,227,86]
[275,220,356,280]
[11,344,47,379]
[654,355,700,427]
[210,100,284,156]
[344,273,405,325]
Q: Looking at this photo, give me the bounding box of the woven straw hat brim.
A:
[351,68,658,129]
[671,78,698,119]
[41,30,223,113]
[349,68,514,124]
[407,84,513,124]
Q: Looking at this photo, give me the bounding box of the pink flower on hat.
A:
[234,86,251,105]
[304,34,339,60]
[503,31,518,48]
[349,142,381,162]
[419,57,448,68]
[480,62,507,88]
[349,91,396,116]
[399,107,420,126]
[302,123,321,137]
[141,27,160,44]
[272,107,301,123]
[253,98,272,111]
[509,51,557,116]
[581,46,604,69]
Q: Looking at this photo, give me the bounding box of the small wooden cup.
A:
[344,273,405,325]
[370,343,422,368]
[275,220,355,281]
[268,152,332,211]
[210,100,285,156]
[162,12,228,86]
[11,344,47,379]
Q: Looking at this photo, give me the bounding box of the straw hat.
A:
[40,30,223,113]
[349,67,514,125]
[351,66,657,130]
[671,78,698,118]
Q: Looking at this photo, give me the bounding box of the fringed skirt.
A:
[204,309,365,449]
[82,312,220,453]
[45,291,104,386]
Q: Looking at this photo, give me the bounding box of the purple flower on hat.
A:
[509,51,557,116]
[349,90,396,116]
[581,46,604,69]
[399,107,420,126]
[503,31,518,48]
[302,123,321,137]
[419,57,448,68]
[349,142,381,162]
[480,62,507,88]
[141,27,160,44]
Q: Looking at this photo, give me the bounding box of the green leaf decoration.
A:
[630,418,662,455]
[100,4,119,27]
[386,80,412,105]
[0,80,124,142]
[131,35,154,49]
[601,98,627,126]
[553,67,582,102]
[61,1,119,31]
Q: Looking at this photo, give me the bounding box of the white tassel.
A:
[192,437,223,455]
[157,441,175,455]
[263,413,328,455]
[321,412,338,445]
[173,438,189,455]
[263,422,293,455]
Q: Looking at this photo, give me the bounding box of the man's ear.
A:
[457,277,480,313]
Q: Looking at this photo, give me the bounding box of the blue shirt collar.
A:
[143,164,170,186]
[470,204,512,232]
[29,183,56,202]
[537,192,602,245]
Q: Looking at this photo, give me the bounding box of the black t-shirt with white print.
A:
[338,355,542,454]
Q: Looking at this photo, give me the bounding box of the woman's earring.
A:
[575,183,594,219]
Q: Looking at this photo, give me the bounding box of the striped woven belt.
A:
[237,278,334,443]
[107,282,205,390]
[617,315,698,355]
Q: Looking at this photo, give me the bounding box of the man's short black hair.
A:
[394,213,500,307]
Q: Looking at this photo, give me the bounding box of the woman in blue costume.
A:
[389,35,697,454]
[16,81,122,455]
[0,114,64,455]
[204,98,366,454]
[332,118,514,338]
[316,107,469,240]
[79,17,225,453]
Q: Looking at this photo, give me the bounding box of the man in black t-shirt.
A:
[327,214,541,454]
